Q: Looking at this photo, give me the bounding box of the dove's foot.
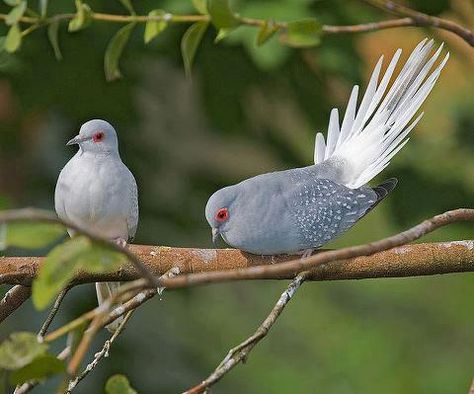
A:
[114,238,128,248]
[300,249,314,259]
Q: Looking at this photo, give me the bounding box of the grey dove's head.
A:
[67,119,119,154]
[205,185,240,243]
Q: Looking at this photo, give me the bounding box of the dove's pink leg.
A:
[114,238,128,249]
[300,249,314,259]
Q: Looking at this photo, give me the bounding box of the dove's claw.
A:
[114,238,128,248]
[300,249,314,259]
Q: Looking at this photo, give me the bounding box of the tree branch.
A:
[185,271,309,394]
[0,285,31,323]
[38,288,69,338]
[362,0,474,46]
[0,208,158,287]
[158,209,474,289]
[0,4,472,47]
[66,310,134,393]
[1,208,472,391]
[62,268,179,376]
[1,209,473,326]
[1,239,473,287]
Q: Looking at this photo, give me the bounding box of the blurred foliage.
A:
[105,374,138,394]
[0,0,473,393]
[0,331,65,386]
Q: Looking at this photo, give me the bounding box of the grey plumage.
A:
[205,40,448,255]
[206,165,381,254]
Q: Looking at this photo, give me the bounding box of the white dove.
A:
[54,119,138,332]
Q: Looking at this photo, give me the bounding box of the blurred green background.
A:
[1,0,474,393]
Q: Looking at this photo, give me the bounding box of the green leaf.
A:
[4,24,21,53]
[256,20,279,46]
[214,27,234,43]
[47,20,62,61]
[5,1,26,26]
[0,37,18,72]
[1,222,65,250]
[39,0,48,17]
[0,333,47,370]
[104,23,135,81]
[78,243,128,273]
[32,236,127,309]
[207,0,240,29]
[281,18,322,48]
[192,0,207,14]
[10,354,65,385]
[144,10,167,44]
[68,0,92,33]
[117,0,134,15]
[105,375,138,394]
[3,0,20,6]
[32,236,90,310]
[181,21,209,77]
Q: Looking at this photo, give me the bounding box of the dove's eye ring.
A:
[93,131,105,143]
[215,208,229,222]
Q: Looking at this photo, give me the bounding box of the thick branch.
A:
[0,208,157,287]
[1,209,473,293]
[1,240,473,285]
[0,285,31,323]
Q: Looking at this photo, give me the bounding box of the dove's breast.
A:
[55,152,137,240]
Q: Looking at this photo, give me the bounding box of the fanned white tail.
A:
[314,39,449,189]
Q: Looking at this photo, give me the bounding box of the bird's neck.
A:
[77,148,121,161]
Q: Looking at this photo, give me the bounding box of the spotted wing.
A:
[291,178,377,249]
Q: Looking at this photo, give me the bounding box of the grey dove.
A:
[206,39,448,255]
[55,119,138,331]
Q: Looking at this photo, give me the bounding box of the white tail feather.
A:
[313,39,449,188]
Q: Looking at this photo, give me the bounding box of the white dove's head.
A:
[67,119,119,154]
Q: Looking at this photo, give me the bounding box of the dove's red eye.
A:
[93,131,104,143]
[215,208,229,222]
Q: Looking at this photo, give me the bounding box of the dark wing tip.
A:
[373,178,398,202]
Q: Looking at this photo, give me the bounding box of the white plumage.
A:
[55,119,138,332]
[314,39,449,188]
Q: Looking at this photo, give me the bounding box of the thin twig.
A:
[103,267,180,327]
[65,268,179,375]
[362,0,474,46]
[66,311,134,393]
[0,6,471,46]
[38,287,69,338]
[67,311,104,375]
[0,285,31,323]
[185,271,309,394]
[43,279,147,343]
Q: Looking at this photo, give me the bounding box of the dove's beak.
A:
[211,228,219,244]
[66,135,85,146]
